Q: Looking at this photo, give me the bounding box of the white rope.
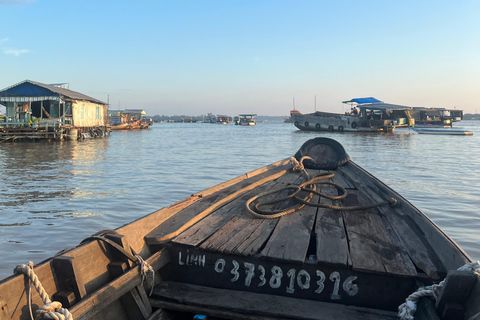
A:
[135,254,155,296]
[14,261,74,320]
[398,261,480,320]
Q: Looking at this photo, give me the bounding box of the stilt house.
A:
[0,80,108,140]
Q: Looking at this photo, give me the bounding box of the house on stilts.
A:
[0,80,109,141]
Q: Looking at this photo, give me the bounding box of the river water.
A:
[1,121,479,278]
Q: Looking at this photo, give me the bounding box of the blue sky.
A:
[1,0,479,116]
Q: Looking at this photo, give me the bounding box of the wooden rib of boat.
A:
[1,138,479,320]
[412,127,473,135]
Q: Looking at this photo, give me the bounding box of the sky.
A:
[0,0,479,116]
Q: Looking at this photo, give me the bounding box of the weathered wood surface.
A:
[145,161,292,245]
[341,189,417,276]
[336,161,470,276]
[173,167,305,256]
[337,162,470,278]
[315,175,350,267]
[150,281,398,320]
[71,249,170,320]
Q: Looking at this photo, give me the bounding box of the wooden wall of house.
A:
[72,100,107,127]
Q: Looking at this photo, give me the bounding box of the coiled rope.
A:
[246,156,398,219]
[398,261,480,320]
[14,261,74,320]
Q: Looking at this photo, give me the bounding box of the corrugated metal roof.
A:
[0,80,107,105]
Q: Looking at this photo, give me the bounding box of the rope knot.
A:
[38,301,63,314]
[389,198,398,207]
[135,254,155,295]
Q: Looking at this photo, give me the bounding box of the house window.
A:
[96,106,100,119]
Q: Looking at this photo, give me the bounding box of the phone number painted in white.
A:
[214,258,359,300]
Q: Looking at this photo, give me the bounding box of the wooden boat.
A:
[412,127,473,135]
[1,138,479,320]
[293,98,414,133]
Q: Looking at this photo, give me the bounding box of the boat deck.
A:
[145,148,469,312]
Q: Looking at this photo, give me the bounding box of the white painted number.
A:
[315,270,326,293]
[207,257,359,300]
[343,276,359,296]
[269,266,283,289]
[244,262,255,287]
[258,265,266,287]
[287,269,296,293]
[214,259,225,273]
[231,260,240,282]
[297,269,311,290]
[329,271,341,300]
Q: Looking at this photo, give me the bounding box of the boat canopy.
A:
[342,97,383,104]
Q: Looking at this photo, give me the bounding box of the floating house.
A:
[410,107,463,127]
[0,80,108,141]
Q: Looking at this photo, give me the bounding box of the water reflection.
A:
[0,121,479,278]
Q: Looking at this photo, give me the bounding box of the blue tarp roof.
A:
[342,97,383,104]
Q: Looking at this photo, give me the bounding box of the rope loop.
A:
[14,261,74,320]
[398,261,480,320]
[246,160,397,219]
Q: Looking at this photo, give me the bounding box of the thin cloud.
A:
[4,49,30,56]
[0,38,9,44]
[0,0,35,5]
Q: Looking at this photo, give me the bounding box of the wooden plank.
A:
[336,164,444,278]
[435,270,478,320]
[341,189,417,276]
[71,249,170,320]
[259,206,316,263]
[145,163,292,245]
[105,234,152,319]
[174,179,280,248]
[0,296,8,320]
[51,256,87,306]
[147,308,176,320]
[341,190,387,274]
[336,162,470,276]
[255,170,318,263]
[198,171,305,256]
[120,159,291,254]
[150,281,398,320]
[330,169,355,190]
[315,182,350,267]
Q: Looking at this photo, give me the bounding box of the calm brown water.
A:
[1,121,479,278]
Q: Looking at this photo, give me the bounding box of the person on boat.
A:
[351,107,359,116]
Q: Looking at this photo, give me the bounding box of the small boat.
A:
[413,124,453,129]
[1,138,479,320]
[236,113,256,126]
[412,127,473,135]
[216,116,230,124]
[293,98,413,133]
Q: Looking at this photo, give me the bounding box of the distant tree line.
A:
[151,114,289,122]
[463,113,480,120]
